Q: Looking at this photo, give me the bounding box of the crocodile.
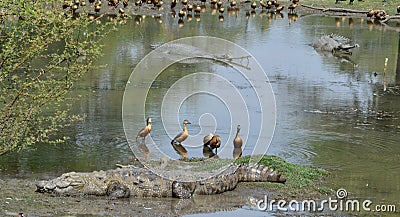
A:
[312,33,359,55]
[36,163,286,199]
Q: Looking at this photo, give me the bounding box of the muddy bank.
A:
[0,155,330,216]
[0,178,277,216]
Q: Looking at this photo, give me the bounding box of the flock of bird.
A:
[62,0,399,25]
[136,118,243,159]
[62,0,301,18]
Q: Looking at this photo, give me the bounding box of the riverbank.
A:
[0,155,332,216]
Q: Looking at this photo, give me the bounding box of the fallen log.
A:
[301,4,368,14]
[380,15,400,23]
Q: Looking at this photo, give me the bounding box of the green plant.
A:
[0,0,120,155]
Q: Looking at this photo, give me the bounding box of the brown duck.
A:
[171,119,191,159]
[136,117,152,142]
[233,125,243,159]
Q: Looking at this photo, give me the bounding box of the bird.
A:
[123,0,129,7]
[230,0,236,8]
[203,133,222,155]
[94,1,101,13]
[233,125,242,149]
[218,6,224,14]
[136,117,152,142]
[178,9,186,19]
[211,0,217,7]
[181,0,188,6]
[171,119,191,159]
[203,144,216,158]
[233,147,242,159]
[171,0,177,9]
[366,9,374,19]
[288,3,297,13]
[397,6,400,14]
[194,5,201,14]
[260,0,267,10]
[233,125,243,159]
[275,5,284,13]
[374,10,386,20]
[217,0,223,8]
[209,135,221,152]
[251,1,257,10]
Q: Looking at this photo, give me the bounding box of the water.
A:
[1,9,399,216]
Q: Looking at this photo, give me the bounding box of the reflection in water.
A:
[137,142,150,160]
[0,9,400,216]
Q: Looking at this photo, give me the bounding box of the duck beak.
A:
[187,122,191,124]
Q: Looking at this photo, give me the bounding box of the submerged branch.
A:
[301,4,368,14]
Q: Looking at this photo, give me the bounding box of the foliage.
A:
[0,0,120,155]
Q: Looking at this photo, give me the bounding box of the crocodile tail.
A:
[237,163,286,184]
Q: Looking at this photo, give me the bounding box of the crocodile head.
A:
[36,171,109,196]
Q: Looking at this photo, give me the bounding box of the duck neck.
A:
[236,129,240,137]
[183,124,188,133]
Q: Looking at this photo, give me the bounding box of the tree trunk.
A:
[397,33,400,85]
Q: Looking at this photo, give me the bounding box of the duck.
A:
[178,9,186,19]
[233,147,242,159]
[260,0,267,10]
[217,0,223,8]
[275,5,284,13]
[94,1,102,13]
[288,3,297,13]
[398,6,400,14]
[194,5,201,14]
[123,0,129,7]
[187,3,193,12]
[374,10,386,20]
[251,1,257,10]
[233,125,243,159]
[366,9,374,18]
[203,144,216,158]
[182,0,188,6]
[171,119,191,159]
[136,117,152,142]
[233,124,242,149]
[218,6,225,14]
[211,0,217,7]
[203,133,221,155]
[230,0,236,8]
[171,0,177,9]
